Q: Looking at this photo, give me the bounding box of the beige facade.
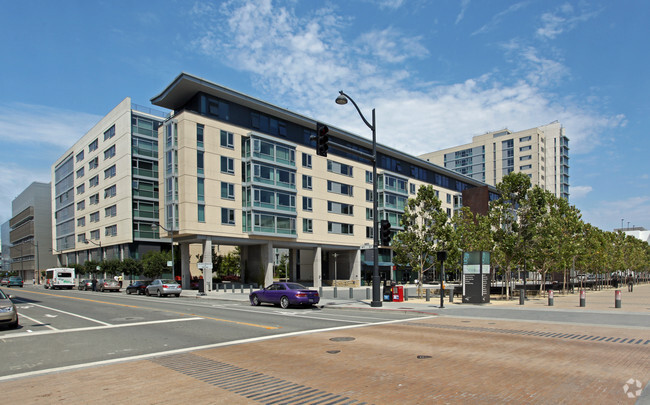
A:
[51,97,168,269]
[151,73,499,289]
[419,122,569,199]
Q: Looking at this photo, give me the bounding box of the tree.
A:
[84,260,100,277]
[121,258,143,282]
[142,250,169,279]
[101,259,121,276]
[221,247,241,276]
[392,185,452,296]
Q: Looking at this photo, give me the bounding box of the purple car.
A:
[250,282,320,308]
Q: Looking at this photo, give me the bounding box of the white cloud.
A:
[456,0,471,24]
[536,3,601,40]
[569,185,593,199]
[581,196,650,231]
[473,1,531,36]
[186,0,624,159]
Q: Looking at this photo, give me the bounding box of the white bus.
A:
[44,268,76,290]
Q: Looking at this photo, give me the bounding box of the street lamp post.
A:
[336,90,381,307]
[152,223,175,282]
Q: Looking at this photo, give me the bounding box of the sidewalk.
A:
[191,282,650,313]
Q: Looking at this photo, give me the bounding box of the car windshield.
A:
[9,277,21,281]
[286,283,307,290]
[161,279,176,284]
[0,291,7,299]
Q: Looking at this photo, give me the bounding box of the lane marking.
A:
[12,291,278,330]
[0,315,434,382]
[22,302,111,326]
[14,313,58,331]
[0,317,203,340]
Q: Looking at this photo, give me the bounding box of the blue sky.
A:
[0,0,648,232]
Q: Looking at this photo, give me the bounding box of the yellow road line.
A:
[17,289,279,330]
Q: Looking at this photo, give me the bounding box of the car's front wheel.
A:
[126,289,132,295]
[280,296,290,309]
[145,289,150,296]
[251,295,261,306]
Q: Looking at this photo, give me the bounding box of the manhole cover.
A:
[417,355,432,359]
[327,350,341,354]
[329,337,355,342]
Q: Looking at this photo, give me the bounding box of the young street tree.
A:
[392,185,452,296]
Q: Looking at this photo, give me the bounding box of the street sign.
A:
[197,262,213,270]
[167,261,173,267]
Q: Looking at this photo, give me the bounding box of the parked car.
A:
[0,278,9,286]
[78,279,93,291]
[0,288,18,329]
[250,282,320,308]
[145,279,181,297]
[126,280,150,295]
[7,277,23,288]
[96,278,120,292]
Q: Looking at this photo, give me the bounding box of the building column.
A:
[180,242,191,289]
[352,248,361,287]
[289,249,297,281]
[202,240,212,291]
[313,246,322,289]
[262,242,274,287]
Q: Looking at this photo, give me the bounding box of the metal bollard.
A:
[580,289,586,307]
[349,287,354,299]
[240,284,244,294]
[231,283,235,293]
[615,290,621,308]
[404,287,408,301]
[519,289,525,305]
[319,286,323,298]
[366,288,370,299]
[426,288,430,301]
[449,288,453,303]
[548,289,554,306]
[249,286,253,295]
[333,286,338,298]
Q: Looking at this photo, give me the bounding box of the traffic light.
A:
[316,123,329,157]
[380,219,392,246]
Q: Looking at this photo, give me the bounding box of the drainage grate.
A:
[404,322,650,346]
[151,353,368,405]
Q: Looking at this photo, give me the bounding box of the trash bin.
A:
[383,284,392,301]
[392,285,404,302]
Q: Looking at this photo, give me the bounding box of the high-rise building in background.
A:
[419,122,569,200]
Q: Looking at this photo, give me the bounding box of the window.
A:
[105,225,117,237]
[221,156,235,174]
[303,218,313,233]
[302,196,312,211]
[76,184,85,195]
[519,145,531,152]
[366,208,373,220]
[105,205,117,217]
[197,178,205,202]
[366,171,373,184]
[328,221,354,235]
[104,165,116,179]
[90,229,100,240]
[447,193,452,204]
[104,145,116,160]
[519,155,532,161]
[302,153,312,168]
[327,160,353,177]
[220,130,234,149]
[221,208,235,225]
[104,125,115,141]
[197,151,204,175]
[90,211,100,222]
[366,189,373,202]
[520,164,532,170]
[88,138,98,152]
[89,157,99,170]
[89,193,99,205]
[77,200,85,211]
[76,150,84,162]
[104,185,116,198]
[197,124,204,148]
[198,204,205,223]
[77,217,85,227]
[221,182,235,200]
[328,201,354,215]
[519,136,532,142]
[89,175,99,188]
[410,183,416,194]
[77,234,86,243]
[76,167,85,179]
[302,174,312,190]
[327,180,353,196]
[366,226,373,239]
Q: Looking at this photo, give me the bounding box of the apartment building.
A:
[419,122,570,199]
[150,73,499,288]
[51,98,169,268]
[9,182,57,281]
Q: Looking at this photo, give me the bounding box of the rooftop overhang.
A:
[151,72,499,195]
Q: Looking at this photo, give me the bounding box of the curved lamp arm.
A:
[338,90,374,131]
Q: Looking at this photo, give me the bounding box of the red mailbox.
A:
[392,285,404,302]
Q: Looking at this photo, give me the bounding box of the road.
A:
[0,285,426,378]
[1,284,649,404]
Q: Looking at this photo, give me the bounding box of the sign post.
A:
[462,251,491,304]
